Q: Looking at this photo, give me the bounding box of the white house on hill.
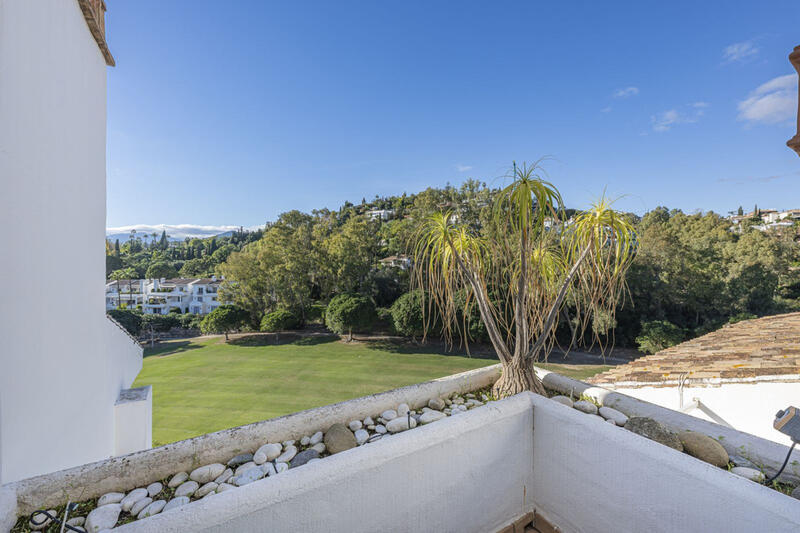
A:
[0,0,150,484]
[106,277,223,315]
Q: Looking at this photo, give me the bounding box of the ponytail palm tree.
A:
[412,162,635,397]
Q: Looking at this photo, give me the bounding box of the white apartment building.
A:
[0,0,150,484]
[107,277,223,315]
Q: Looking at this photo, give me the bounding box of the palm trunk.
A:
[492,358,546,397]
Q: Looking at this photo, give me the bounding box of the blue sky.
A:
[106,1,800,236]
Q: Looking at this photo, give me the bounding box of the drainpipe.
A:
[788,45,800,156]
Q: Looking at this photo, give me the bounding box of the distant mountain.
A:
[105,224,263,242]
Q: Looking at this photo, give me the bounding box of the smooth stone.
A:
[606,418,617,425]
[348,420,363,431]
[375,424,387,434]
[381,409,398,421]
[466,393,476,399]
[130,497,153,517]
[261,462,277,476]
[254,443,282,464]
[311,442,326,454]
[624,417,683,452]
[67,517,86,527]
[120,488,148,512]
[324,423,357,454]
[452,397,464,405]
[791,486,800,500]
[190,463,226,484]
[550,395,574,407]
[282,440,295,447]
[679,431,729,468]
[397,403,410,416]
[300,436,311,446]
[310,431,324,445]
[419,410,447,424]
[367,424,376,430]
[146,482,163,498]
[216,483,236,493]
[364,416,374,426]
[290,449,320,467]
[275,462,289,473]
[428,398,446,410]
[235,461,257,476]
[386,416,417,433]
[29,509,56,530]
[354,428,369,445]
[573,400,598,415]
[174,480,199,498]
[276,445,298,463]
[167,472,189,488]
[731,467,764,482]
[97,492,125,507]
[137,499,166,519]
[445,399,452,406]
[195,482,218,498]
[598,406,628,426]
[163,497,190,512]
[85,504,121,532]
[214,467,233,484]
[226,453,253,468]
[234,466,265,486]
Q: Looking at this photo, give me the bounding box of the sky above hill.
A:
[105,1,800,233]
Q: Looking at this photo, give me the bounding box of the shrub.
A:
[635,320,684,354]
[390,290,426,338]
[728,312,757,325]
[307,303,327,324]
[141,313,179,333]
[200,305,248,340]
[373,307,397,334]
[107,309,142,337]
[177,313,202,329]
[325,294,375,339]
[260,309,302,332]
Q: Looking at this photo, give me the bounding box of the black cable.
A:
[764,441,797,485]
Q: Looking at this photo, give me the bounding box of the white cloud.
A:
[737,74,797,124]
[600,106,612,113]
[651,101,708,132]
[723,40,759,63]
[613,86,639,98]
[106,224,263,240]
[456,164,473,172]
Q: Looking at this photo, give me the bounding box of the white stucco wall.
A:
[610,380,800,446]
[0,0,139,483]
[115,386,153,456]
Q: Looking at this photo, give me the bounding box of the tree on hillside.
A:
[411,162,636,397]
[325,294,375,341]
[737,206,743,216]
[200,305,248,340]
[146,261,178,280]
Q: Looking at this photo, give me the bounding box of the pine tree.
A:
[159,230,168,249]
[114,239,120,257]
[737,206,743,216]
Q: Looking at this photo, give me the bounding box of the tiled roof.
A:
[589,313,800,386]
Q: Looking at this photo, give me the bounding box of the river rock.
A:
[67,517,85,527]
[167,472,189,488]
[174,480,199,498]
[300,435,311,446]
[311,442,326,454]
[290,449,320,468]
[791,486,800,500]
[130,497,153,517]
[348,420,363,431]
[195,482,218,498]
[386,415,417,433]
[624,417,683,452]
[397,403,410,416]
[310,431,324,445]
[29,510,56,531]
[97,492,125,507]
[375,424,387,434]
[216,483,236,493]
[731,466,764,482]
[163,496,190,512]
[428,397,446,410]
[420,410,446,424]
[254,443,282,464]
[227,453,253,468]
[550,395,573,407]
[324,423,357,454]
[120,488,148,512]
[598,406,628,426]
[354,428,369,445]
[261,462,277,476]
[146,482,163,498]
[276,445,298,463]
[137,499,166,519]
[235,461,258,475]
[679,431,729,468]
[381,409,398,421]
[85,503,121,532]
[275,461,289,473]
[214,467,233,484]
[364,416,374,426]
[234,466,265,486]
[190,463,226,484]
[573,400,598,415]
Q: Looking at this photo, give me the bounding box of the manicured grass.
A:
[133,335,612,445]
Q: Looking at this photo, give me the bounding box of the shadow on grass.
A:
[363,339,499,360]
[144,341,203,358]
[229,333,339,347]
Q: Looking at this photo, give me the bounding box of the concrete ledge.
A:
[6,364,501,515]
[537,368,800,485]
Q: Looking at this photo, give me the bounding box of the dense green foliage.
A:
[200,305,248,340]
[260,309,302,332]
[390,290,426,338]
[107,308,143,336]
[324,294,375,337]
[635,320,685,354]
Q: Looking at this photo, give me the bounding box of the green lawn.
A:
[134,335,612,445]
